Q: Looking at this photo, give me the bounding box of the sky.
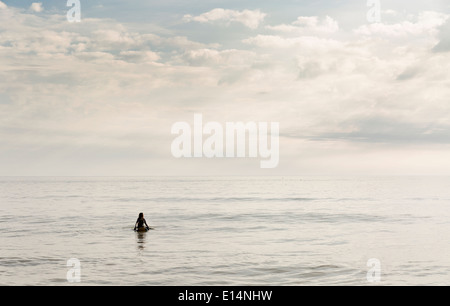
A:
[1,0,450,176]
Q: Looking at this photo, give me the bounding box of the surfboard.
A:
[134,227,155,232]
[135,227,148,232]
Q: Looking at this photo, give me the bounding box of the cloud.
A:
[29,2,43,13]
[396,66,421,81]
[0,93,11,104]
[384,10,398,17]
[305,115,450,144]
[0,1,6,9]
[177,48,257,67]
[433,19,450,52]
[266,16,339,35]
[354,11,449,37]
[184,8,266,29]
[117,50,160,63]
[242,34,343,51]
[90,28,147,50]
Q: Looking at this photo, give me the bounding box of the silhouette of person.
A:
[134,212,150,232]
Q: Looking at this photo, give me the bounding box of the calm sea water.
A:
[1,176,450,286]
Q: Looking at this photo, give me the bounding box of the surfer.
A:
[134,212,150,232]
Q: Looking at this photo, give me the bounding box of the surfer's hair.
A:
[139,212,144,219]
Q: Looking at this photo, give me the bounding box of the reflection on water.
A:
[135,231,146,252]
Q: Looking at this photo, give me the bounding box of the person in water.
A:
[134,212,150,231]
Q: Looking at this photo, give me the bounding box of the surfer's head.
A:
[139,212,144,219]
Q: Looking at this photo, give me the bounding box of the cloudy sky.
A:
[1,0,450,176]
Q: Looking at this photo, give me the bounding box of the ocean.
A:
[0,176,449,286]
